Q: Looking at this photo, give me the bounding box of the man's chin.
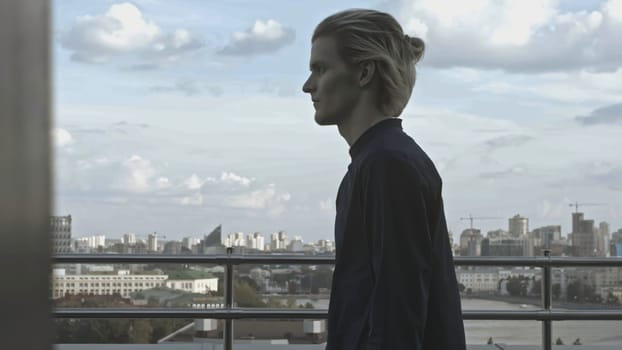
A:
[314,113,337,126]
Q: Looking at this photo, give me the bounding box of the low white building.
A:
[593,267,622,289]
[498,268,538,280]
[165,278,218,294]
[51,268,167,299]
[599,286,622,300]
[52,269,219,299]
[456,268,499,292]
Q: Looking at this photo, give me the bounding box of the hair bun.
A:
[404,34,425,63]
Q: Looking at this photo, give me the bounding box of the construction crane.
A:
[459,214,503,231]
[568,202,607,213]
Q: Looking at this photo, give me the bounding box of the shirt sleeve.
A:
[361,154,433,350]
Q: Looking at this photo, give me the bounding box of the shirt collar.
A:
[348,118,403,159]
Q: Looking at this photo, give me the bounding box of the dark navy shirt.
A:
[326,118,466,350]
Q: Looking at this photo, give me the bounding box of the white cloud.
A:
[219,172,253,186]
[605,0,622,21]
[392,0,622,72]
[60,2,204,65]
[206,172,253,187]
[181,171,253,191]
[218,19,295,56]
[53,128,74,147]
[223,184,291,216]
[120,154,156,192]
[184,173,204,190]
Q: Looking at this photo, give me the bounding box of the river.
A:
[272,297,622,345]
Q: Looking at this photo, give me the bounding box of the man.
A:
[302,9,466,350]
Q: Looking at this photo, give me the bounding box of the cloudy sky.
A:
[52,0,622,243]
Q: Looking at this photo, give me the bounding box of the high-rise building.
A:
[597,222,610,256]
[571,212,584,235]
[481,236,534,256]
[74,235,106,250]
[225,232,246,247]
[459,229,482,256]
[147,233,158,252]
[271,231,289,250]
[198,225,225,254]
[288,236,305,252]
[523,238,535,256]
[246,232,265,251]
[508,214,528,238]
[182,236,199,250]
[51,215,72,253]
[486,229,508,239]
[123,233,136,245]
[163,241,182,254]
[203,225,222,246]
[611,228,622,256]
[571,212,596,256]
[481,238,525,256]
[531,225,562,249]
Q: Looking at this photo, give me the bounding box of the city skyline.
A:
[62,209,619,244]
[53,0,622,242]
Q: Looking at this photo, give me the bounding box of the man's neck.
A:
[337,112,392,147]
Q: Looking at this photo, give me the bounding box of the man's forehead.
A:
[310,36,340,64]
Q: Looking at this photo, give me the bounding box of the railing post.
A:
[542,250,552,350]
[225,247,234,350]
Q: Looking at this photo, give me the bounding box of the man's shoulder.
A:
[356,141,442,192]
[356,148,422,186]
[357,142,424,173]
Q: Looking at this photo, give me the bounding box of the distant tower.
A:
[202,225,222,247]
[123,233,136,245]
[50,215,72,253]
[508,214,528,238]
[246,232,264,251]
[460,229,482,256]
[571,213,596,257]
[571,212,584,234]
[199,225,225,254]
[147,232,158,252]
[597,222,610,256]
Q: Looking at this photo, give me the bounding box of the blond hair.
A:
[312,9,425,117]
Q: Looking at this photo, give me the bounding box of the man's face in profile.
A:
[302,36,360,126]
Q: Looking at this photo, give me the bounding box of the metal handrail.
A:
[53,253,622,266]
[53,307,622,321]
[52,251,622,350]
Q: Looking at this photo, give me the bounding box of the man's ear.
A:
[358,60,375,88]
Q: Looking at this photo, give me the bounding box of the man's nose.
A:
[302,77,314,94]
